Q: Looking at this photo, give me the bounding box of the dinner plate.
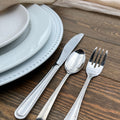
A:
[0,4,51,73]
[0,4,63,86]
[0,4,30,48]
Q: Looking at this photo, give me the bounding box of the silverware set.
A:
[14,33,108,120]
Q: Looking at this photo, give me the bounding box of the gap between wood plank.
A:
[64,29,120,47]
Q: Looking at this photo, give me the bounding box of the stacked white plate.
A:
[0,4,63,86]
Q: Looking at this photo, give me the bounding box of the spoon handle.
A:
[36,73,70,120]
[64,75,92,120]
[14,64,60,119]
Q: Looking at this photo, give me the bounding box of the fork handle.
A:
[14,64,60,119]
[64,75,92,120]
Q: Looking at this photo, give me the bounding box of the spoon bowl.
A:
[65,49,85,74]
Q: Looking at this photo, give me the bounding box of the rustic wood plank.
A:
[52,6,120,46]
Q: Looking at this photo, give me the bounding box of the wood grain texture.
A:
[51,6,120,46]
[0,5,120,120]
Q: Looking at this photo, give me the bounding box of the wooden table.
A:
[1,5,120,120]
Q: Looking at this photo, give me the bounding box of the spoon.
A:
[36,49,86,120]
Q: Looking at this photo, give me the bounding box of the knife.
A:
[14,33,84,119]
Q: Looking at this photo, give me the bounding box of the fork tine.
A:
[89,47,97,62]
[98,49,104,65]
[101,50,108,66]
[94,48,101,63]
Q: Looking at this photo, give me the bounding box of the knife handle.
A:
[14,64,60,119]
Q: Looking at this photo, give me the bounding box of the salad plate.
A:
[0,4,51,73]
[0,4,63,86]
[0,4,30,48]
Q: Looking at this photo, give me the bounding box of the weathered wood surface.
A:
[0,5,120,120]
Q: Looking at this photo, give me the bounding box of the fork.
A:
[64,47,108,120]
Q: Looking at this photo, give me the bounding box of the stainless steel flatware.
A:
[64,47,108,120]
[36,49,86,120]
[14,33,84,119]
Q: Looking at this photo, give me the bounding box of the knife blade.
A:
[14,33,84,119]
[57,33,84,66]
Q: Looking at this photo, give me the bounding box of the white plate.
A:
[0,4,63,86]
[0,4,30,48]
[0,4,52,73]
